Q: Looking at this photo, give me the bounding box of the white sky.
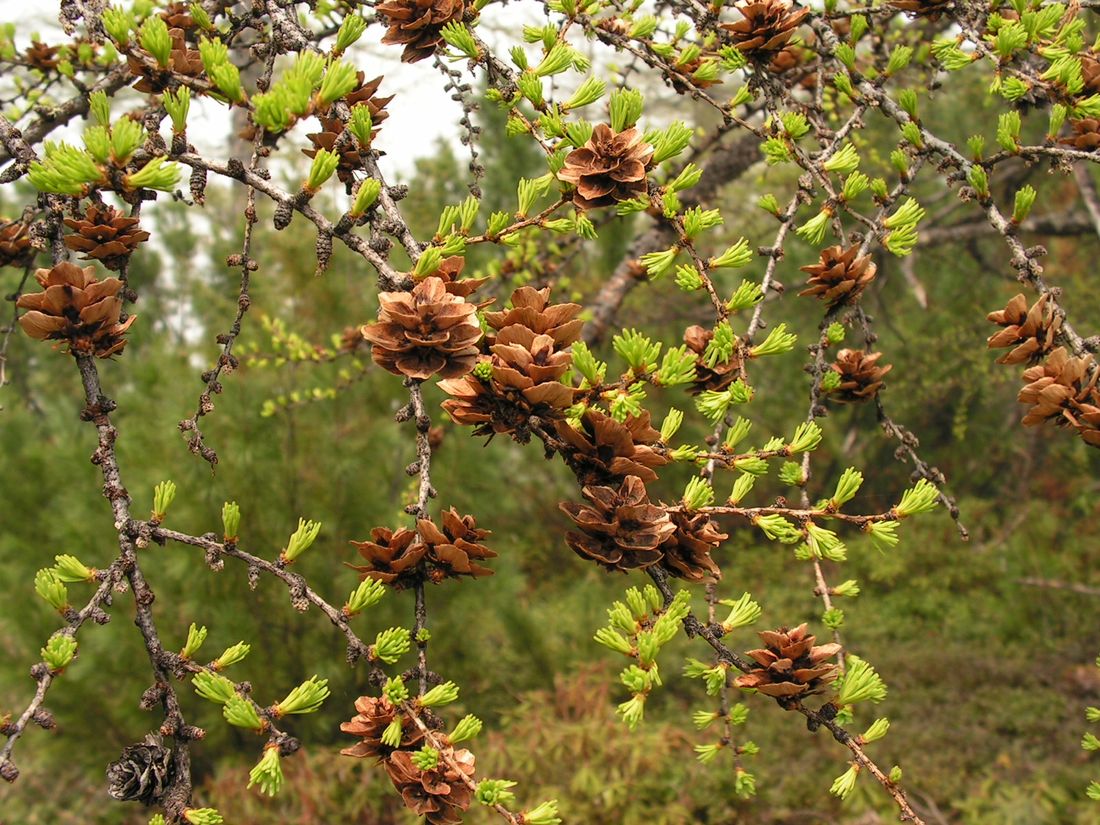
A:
[3,1,543,180]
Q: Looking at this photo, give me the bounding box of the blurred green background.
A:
[4,67,1100,825]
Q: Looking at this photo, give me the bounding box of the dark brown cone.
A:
[344,73,395,127]
[557,124,654,210]
[888,0,952,18]
[63,205,150,271]
[798,243,877,308]
[340,695,425,760]
[128,29,203,94]
[106,735,174,804]
[1083,53,1100,96]
[827,349,891,403]
[987,293,1062,365]
[417,508,496,583]
[555,409,669,485]
[384,747,476,825]
[560,475,676,572]
[1059,118,1100,151]
[0,220,34,267]
[338,325,366,353]
[16,262,135,358]
[660,510,726,582]
[721,1,809,58]
[734,624,841,700]
[768,44,817,89]
[1018,347,1100,446]
[376,0,468,63]
[24,41,59,70]
[361,276,482,380]
[683,324,745,395]
[348,527,426,589]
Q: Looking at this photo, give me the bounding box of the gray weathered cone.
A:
[106,735,173,805]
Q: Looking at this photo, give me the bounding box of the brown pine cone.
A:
[734,624,841,699]
[385,747,476,825]
[826,349,891,403]
[63,205,150,271]
[348,527,426,589]
[17,262,135,358]
[376,0,468,63]
[557,124,654,210]
[798,243,877,308]
[1060,118,1100,151]
[1082,53,1100,96]
[482,285,584,346]
[1018,347,1100,446]
[660,510,726,582]
[106,735,174,804]
[416,508,496,583]
[361,276,482,380]
[555,409,669,485]
[721,1,809,58]
[345,74,396,125]
[683,324,745,395]
[24,41,59,71]
[160,2,196,29]
[340,695,425,760]
[560,475,676,572]
[987,293,1062,365]
[0,220,34,267]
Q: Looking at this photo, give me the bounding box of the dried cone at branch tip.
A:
[768,45,817,89]
[482,285,584,345]
[561,475,677,572]
[345,74,396,123]
[417,508,496,582]
[385,746,476,825]
[106,736,174,804]
[986,293,1062,365]
[827,348,891,403]
[1059,118,1100,151]
[556,408,669,485]
[683,324,745,395]
[340,695,425,760]
[734,624,841,699]
[160,1,196,29]
[722,1,809,57]
[1081,53,1100,96]
[660,510,726,582]
[361,276,482,380]
[0,220,34,267]
[376,0,468,63]
[17,262,135,358]
[24,41,59,70]
[304,117,370,184]
[1018,347,1100,446]
[798,243,877,308]
[557,124,655,210]
[63,204,150,271]
[348,527,426,589]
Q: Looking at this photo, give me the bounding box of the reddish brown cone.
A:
[348,527,426,590]
[384,747,476,825]
[376,0,468,63]
[557,124,654,210]
[683,324,745,395]
[721,1,809,58]
[1018,347,1100,446]
[0,220,34,267]
[63,205,150,271]
[1060,119,1100,151]
[416,508,496,583]
[561,475,676,572]
[798,243,877,308]
[361,277,482,380]
[660,510,726,582]
[555,409,669,485]
[17,262,135,358]
[986,293,1062,365]
[827,349,891,403]
[340,695,425,760]
[734,624,841,700]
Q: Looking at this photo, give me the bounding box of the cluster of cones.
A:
[341,696,475,824]
[349,508,496,587]
[798,243,892,403]
[988,293,1100,447]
